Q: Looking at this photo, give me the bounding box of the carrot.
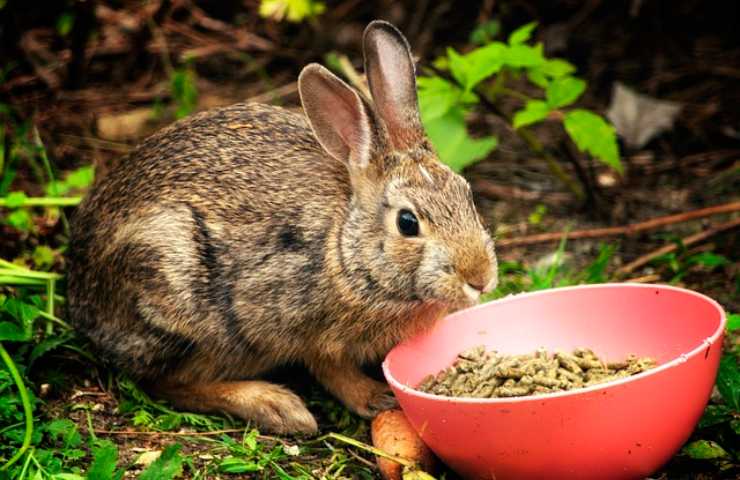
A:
[371,409,436,480]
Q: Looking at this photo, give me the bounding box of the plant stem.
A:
[32,127,71,236]
[516,127,585,201]
[336,54,371,100]
[37,310,71,330]
[0,197,82,207]
[478,80,585,201]
[0,268,63,280]
[45,279,55,335]
[323,432,413,467]
[500,87,532,102]
[0,342,34,471]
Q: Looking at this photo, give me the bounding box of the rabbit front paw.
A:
[310,361,398,418]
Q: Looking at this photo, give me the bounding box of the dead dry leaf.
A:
[607,82,681,149]
[135,450,162,466]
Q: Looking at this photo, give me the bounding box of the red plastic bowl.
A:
[383,284,726,480]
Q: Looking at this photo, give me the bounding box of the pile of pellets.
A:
[417,346,656,398]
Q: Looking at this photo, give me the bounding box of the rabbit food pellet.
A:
[416,346,656,398]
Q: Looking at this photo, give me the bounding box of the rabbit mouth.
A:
[462,282,483,303]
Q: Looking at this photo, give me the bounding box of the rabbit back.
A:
[68,103,351,382]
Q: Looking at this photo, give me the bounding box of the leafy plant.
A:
[418,22,620,198]
[486,240,617,300]
[170,67,198,120]
[650,247,730,284]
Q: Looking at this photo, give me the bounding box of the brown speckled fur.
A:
[67,21,497,434]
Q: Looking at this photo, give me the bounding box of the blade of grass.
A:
[0,342,34,471]
[32,126,71,236]
[0,196,82,207]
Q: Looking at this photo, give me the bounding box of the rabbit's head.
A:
[298,21,497,312]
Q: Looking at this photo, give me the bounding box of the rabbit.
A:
[66,20,498,435]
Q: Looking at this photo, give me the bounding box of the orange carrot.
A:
[371,409,436,480]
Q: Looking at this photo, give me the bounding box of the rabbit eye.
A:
[397,209,419,237]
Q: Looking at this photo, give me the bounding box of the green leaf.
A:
[30,332,73,366]
[417,76,466,121]
[56,12,75,36]
[697,405,732,429]
[31,245,55,270]
[513,100,550,129]
[546,76,586,108]
[716,355,740,411]
[87,440,121,480]
[155,413,182,431]
[0,298,38,341]
[219,456,261,473]
[563,109,622,173]
[469,20,501,45]
[508,22,537,45]
[460,42,507,89]
[0,321,31,341]
[140,444,184,480]
[65,165,95,189]
[682,440,728,460]
[446,47,470,90]
[4,191,27,208]
[51,474,86,480]
[244,429,259,451]
[6,209,32,231]
[45,180,70,196]
[541,59,576,78]
[422,107,497,172]
[45,419,81,448]
[727,313,740,332]
[687,252,730,269]
[170,69,198,120]
[526,69,549,88]
[584,243,616,283]
[504,43,545,68]
[3,297,40,324]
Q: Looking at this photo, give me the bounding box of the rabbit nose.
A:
[466,281,485,293]
[465,264,497,294]
[463,261,498,293]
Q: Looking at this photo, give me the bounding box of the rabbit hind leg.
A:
[149,380,318,435]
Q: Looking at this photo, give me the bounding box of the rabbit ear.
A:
[363,20,424,151]
[298,63,374,168]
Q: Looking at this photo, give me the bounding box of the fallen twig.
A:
[622,274,661,284]
[498,201,740,247]
[474,180,570,204]
[616,217,740,276]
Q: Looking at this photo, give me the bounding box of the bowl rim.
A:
[382,283,727,404]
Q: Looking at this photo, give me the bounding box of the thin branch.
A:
[336,55,371,100]
[616,218,740,276]
[497,201,740,247]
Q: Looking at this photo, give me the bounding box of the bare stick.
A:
[498,201,740,247]
[336,55,371,100]
[616,218,740,276]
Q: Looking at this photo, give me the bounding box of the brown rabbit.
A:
[67,21,497,434]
